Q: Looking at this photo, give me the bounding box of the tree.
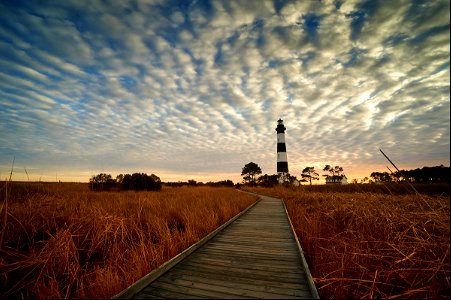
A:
[122,174,133,190]
[287,174,299,186]
[394,165,450,182]
[257,174,279,187]
[323,165,344,176]
[323,165,333,177]
[89,172,161,191]
[121,173,161,191]
[370,171,392,182]
[205,180,234,187]
[334,166,344,176]
[323,165,346,183]
[150,174,161,184]
[301,167,319,185]
[89,173,116,190]
[241,162,262,184]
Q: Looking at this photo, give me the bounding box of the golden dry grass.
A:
[244,186,450,299]
[0,183,257,298]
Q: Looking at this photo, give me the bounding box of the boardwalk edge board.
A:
[281,198,320,299]
[111,196,261,299]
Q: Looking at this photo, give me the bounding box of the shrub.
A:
[122,173,161,191]
[89,173,116,190]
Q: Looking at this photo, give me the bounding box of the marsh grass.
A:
[245,186,450,299]
[0,183,257,298]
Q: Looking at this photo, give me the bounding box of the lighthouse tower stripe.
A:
[277,143,286,152]
[277,152,287,161]
[277,162,288,173]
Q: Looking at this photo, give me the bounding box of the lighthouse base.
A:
[277,172,289,184]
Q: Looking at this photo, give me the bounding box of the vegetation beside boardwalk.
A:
[0,183,257,298]
[244,185,450,299]
[294,181,450,195]
[1,181,449,299]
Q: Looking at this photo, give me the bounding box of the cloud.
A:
[0,0,449,183]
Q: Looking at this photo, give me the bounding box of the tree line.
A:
[368,165,450,183]
[89,173,236,190]
[240,162,449,186]
[89,173,162,191]
[241,162,347,186]
[89,164,449,191]
[164,179,235,187]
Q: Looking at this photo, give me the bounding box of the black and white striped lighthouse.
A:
[276,118,289,184]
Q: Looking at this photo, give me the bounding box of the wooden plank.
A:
[183,256,305,273]
[156,276,306,299]
[215,230,292,235]
[196,248,300,260]
[203,239,298,249]
[188,248,303,264]
[198,243,299,254]
[180,260,307,281]
[148,281,255,299]
[178,263,307,285]
[168,268,310,291]
[188,252,302,266]
[213,234,295,241]
[140,285,209,299]
[202,242,299,252]
[234,219,289,224]
[185,257,305,274]
[216,232,293,238]
[133,292,164,299]
[220,228,292,234]
[197,248,299,259]
[235,216,285,218]
[214,234,294,241]
[162,269,312,296]
[210,238,299,248]
[233,220,290,225]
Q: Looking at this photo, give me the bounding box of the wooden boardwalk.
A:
[113,194,319,299]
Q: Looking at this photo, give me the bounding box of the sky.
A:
[0,0,449,184]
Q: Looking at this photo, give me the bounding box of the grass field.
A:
[0,183,257,298]
[244,185,450,299]
[1,182,449,299]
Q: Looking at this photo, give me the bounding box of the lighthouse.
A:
[276,119,289,184]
